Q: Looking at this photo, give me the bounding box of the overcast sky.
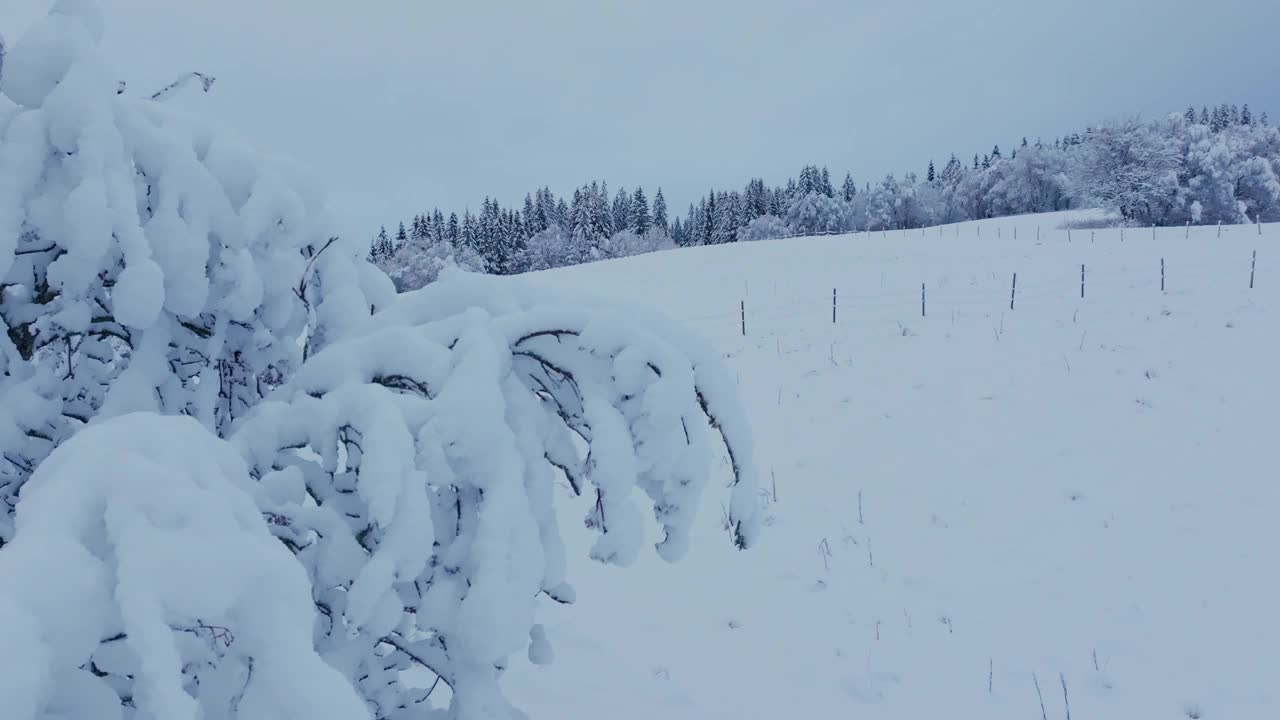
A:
[4,0,1279,236]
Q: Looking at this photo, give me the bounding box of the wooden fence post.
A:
[921,283,926,318]
[1081,264,1085,299]
[1251,250,1257,289]
[1010,272,1017,310]
[740,300,746,336]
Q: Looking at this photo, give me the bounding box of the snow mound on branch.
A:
[0,412,369,720]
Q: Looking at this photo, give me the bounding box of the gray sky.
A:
[4,0,1279,237]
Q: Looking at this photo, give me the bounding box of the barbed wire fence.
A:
[678,225,1267,342]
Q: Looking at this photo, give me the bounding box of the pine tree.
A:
[1199,106,1210,125]
[820,166,834,197]
[371,225,392,261]
[1241,104,1253,126]
[652,187,669,233]
[926,161,936,183]
[395,222,408,245]
[523,193,537,230]
[703,194,716,244]
[1185,106,1197,124]
[555,198,569,229]
[631,186,651,236]
[462,210,477,251]
[432,209,446,243]
[990,145,1002,162]
[982,154,991,170]
[842,173,856,201]
[973,154,981,170]
[612,187,631,233]
[1262,111,1270,127]
[671,217,685,246]
[1230,104,1241,125]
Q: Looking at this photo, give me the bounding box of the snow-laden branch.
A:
[0,413,369,720]
[148,71,216,102]
[232,269,760,719]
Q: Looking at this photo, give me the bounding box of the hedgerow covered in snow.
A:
[0,3,759,718]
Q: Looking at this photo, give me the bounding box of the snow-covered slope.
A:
[509,210,1279,719]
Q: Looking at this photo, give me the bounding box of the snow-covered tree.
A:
[739,214,791,241]
[1067,118,1181,223]
[631,186,651,236]
[0,412,371,720]
[784,191,851,235]
[232,270,760,720]
[1,6,763,720]
[652,187,668,234]
[0,1,391,541]
[373,233,485,292]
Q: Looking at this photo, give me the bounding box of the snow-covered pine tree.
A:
[842,172,856,201]
[1241,104,1253,126]
[448,212,461,243]
[631,186,651,236]
[652,187,669,233]
[432,209,446,243]
[612,186,631,234]
[523,193,537,232]
[927,160,936,183]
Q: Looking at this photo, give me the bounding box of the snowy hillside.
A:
[508,210,1279,719]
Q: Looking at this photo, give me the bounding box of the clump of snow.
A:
[0,412,369,720]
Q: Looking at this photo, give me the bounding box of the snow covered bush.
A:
[738,214,790,242]
[0,0,390,542]
[232,269,761,720]
[600,228,675,259]
[374,235,484,292]
[0,412,370,720]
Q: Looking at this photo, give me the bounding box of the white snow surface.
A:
[501,210,1280,719]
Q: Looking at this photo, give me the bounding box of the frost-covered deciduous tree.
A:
[232,270,760,719]
[0,0,391,541]
[783,192,850,235]
[738,214,791,242]
[1068,118,1182,224]
[372,233,485,292]
[0,412,371,720]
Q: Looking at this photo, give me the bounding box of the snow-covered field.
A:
[508,210,1279,719]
